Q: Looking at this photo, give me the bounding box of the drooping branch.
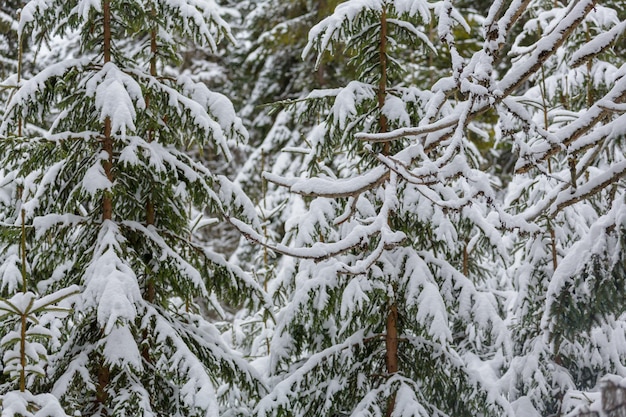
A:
[484,0,532,55]
[355,115,458,143]
[553,160,626,214]
[498,0,595,97]
[354,0,595,149]
[226,210,405,264]
[263,167,389,199]
[512,152,626,223]
[516,80,626,173]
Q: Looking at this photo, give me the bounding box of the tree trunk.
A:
[385,302,399,417]
[379,7,398,417]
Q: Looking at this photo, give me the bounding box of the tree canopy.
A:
[0,0,625,416]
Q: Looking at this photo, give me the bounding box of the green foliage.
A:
[252,2,512,416]
[0,0,265,415]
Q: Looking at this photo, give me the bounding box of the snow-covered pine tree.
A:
[0,0,266,415]
[237,1,515,416]
[2,33,75,417]
[229,0,349,237]
[226,0,352,361]
[234,0,346,143]
[498,1,626,415]
[0,179,77,416]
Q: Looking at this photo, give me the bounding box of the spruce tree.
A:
[499,1,626,415]
[227,0,353,360]
[241,1,514,416]
[0,199,75,416]
[0,0,265,415]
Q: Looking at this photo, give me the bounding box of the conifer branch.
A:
[264,169,390,199]
[355,0,595,150]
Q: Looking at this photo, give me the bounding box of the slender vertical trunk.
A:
[96,363,110,404]
[146,13,157,225]
[103,0,111,64]
[261,150,269,292]
[19,210,27,392]
[543,65,561,414]
[146,9,157,231]
[540,63,559,276]
[20,210,27,293]
[260,150,271,355]
[19,313,27,392]
[462,240,469,277]
[103,120,113,221]
[146,200,155,226]
[385,302,399,417]
[378,7,398,417]
[378,6,389,137]
[550,228,557,271]
[314,0,329,86]
[144,13,157,303]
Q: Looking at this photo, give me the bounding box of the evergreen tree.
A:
[0,0,266,415]
[230,0,349,208]
[234,0,345,141]
[227,0,353,359]
[0,199,75,416]
[499,1,626,415]
[2,0,625,415]
[239,1,515,416]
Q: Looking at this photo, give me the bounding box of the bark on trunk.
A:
[378,8,398,417]
[385,302,399,417]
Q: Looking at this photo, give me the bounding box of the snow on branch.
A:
[227,210,404,263]
[82,221,141,336]
[355,0,595,147]
[0,58,92,135]
[148,305,265,411]
[570,20,626,68]
[355,114,458,143]
[130,69,232,159]
[1,391,71,417]
[498,0,595,96]
[264,166,388,198]
[540,202,626,335]
[516,71,626,173]
[121,221,208,296]
[86,63,145,140]
[302,0,433,68]
[151,224,272,311]
[552,160,626,215]
[160,0,235,51]
[255,329,370,417]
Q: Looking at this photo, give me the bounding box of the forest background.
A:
[1,0,626,416]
